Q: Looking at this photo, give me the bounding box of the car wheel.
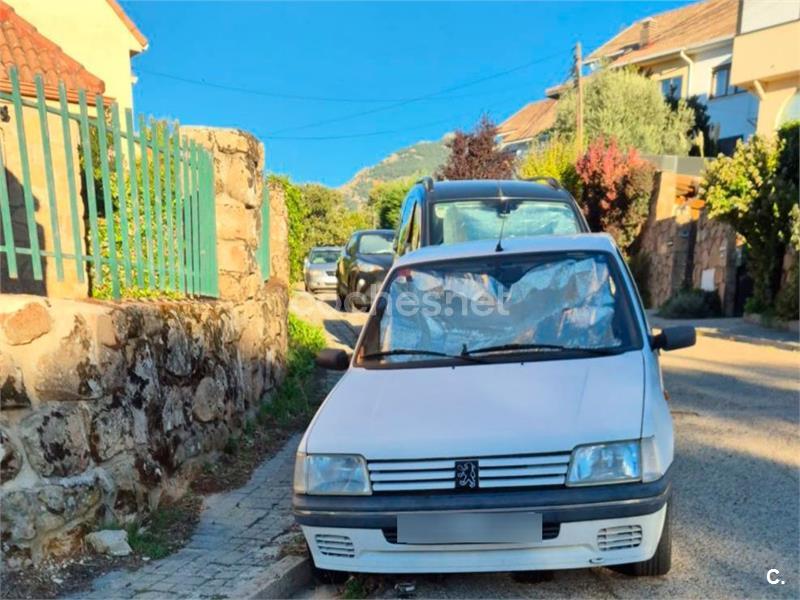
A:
[612,504,671,577]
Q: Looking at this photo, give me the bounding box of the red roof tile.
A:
[588,0,738,67]
[498,98,558,144]
[0,1,106,104]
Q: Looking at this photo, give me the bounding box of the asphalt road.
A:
[296,298,800,598]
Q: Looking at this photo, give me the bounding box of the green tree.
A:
[368,178,413,229]
[703,125,798,311]
[437,115,514,180]
[271,178,371,282]
[555,67,695,155]
[517,136,581,196]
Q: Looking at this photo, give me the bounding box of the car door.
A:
[337,237,355,294]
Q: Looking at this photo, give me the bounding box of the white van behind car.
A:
[293,234,694,577]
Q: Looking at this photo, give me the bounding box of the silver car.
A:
[304,246,341,293]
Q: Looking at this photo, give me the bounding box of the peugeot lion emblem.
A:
[455,460,479,490]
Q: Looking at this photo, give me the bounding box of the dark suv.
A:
[393,178,589,257]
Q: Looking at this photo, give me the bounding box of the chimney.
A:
[640,17,656,47]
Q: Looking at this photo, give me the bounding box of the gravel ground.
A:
[295,308,800,599]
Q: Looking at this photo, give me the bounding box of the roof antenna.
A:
[495,198,508,253]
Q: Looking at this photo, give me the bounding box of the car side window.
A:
[409,201,422,250]
[396,190,416,254]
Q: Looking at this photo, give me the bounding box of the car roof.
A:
[422,179,573,203]
[310,246,341,251]
[393,233,619,268]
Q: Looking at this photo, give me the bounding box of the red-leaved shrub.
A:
[575,137,654,253]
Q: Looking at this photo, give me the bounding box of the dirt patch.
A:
[0,494,201,600]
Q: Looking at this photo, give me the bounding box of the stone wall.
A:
[0,292,286,566]
[638,171,696,307]
[0,127,290,567]
[691,212,738,315]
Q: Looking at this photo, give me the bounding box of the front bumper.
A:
[294,472,671,573]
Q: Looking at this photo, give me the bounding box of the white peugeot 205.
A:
[293,233,695,578]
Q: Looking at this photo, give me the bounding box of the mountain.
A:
[339,138,449,209]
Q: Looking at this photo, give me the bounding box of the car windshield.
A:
[356,251,641,366]
[429,199,580,245]
[358,233,394,254]
[309,249,340,264]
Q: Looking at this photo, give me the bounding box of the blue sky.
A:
[124,1,688,187]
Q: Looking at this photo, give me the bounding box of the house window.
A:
[711,64,744,98]
[660,76,683,99]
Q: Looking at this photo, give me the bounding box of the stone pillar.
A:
[182,127,264,301]
[267,179,289,285]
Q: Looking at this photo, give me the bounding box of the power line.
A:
[139,67,546,104]
[269,50,564,135]
[267,94,528,142]
[138,68,409,103]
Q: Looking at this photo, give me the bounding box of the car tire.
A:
[612,504,671,577]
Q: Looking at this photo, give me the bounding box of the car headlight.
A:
[567,441,640,486]
[293,452,371,495]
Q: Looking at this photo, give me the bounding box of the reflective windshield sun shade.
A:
[431,200,580,245]
[359,252,639,365]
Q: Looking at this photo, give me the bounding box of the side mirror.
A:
[651,326,696,351]
[315,348,351,370]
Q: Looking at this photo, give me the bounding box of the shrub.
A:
[368,179,413,229]
[703,126,797,309]
[575,137,654,253]
[658,288,722,319]
[554,67,695,155]
[517,136,581,197]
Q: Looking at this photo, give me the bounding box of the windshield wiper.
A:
[461,343,623,357]
[361,349,486,363]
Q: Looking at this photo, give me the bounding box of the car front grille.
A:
[367,452,571,493]
[325,270,335,276]
[315,533,355,558]
[382,522,560,544]
[597,524,642,551]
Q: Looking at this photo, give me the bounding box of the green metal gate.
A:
[0,67,219,300]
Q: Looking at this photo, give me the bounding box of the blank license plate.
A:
[397,512,542,544]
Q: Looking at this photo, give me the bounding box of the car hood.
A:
[358,253,394,269]
[305,351,645,459]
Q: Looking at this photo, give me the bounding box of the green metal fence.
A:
[256,181,270,280]
[0,67,219,300]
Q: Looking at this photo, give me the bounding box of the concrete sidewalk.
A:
[647,311,799,351]
[76,435,301,600]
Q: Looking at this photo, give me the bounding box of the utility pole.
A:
[575,42,583,153]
